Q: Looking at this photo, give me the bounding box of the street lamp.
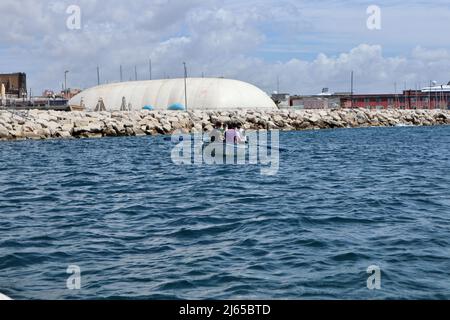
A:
[149,59,152,80]
[183,62,188,111]
[64,70,69,97]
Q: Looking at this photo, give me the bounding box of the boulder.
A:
[103,125,118,136]
[0,109,448,141]
[74,120,90,128]
[0,124,10,138]
[54,131,73,139]
[307,113,321,124]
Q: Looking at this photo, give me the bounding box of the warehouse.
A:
[69,78,277,111]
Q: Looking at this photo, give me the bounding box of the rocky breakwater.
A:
[0,108,449,141]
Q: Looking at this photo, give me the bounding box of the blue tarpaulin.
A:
[168,103,185,111]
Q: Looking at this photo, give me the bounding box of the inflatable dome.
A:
[69,78,277,111]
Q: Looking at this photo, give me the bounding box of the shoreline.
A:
[1,109,449,141]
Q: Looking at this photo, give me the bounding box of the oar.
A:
[164,136,209,144]
[245,141,286,152]
[165,136,286,151]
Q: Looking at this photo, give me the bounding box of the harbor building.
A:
[0,73,27,98]
[342,86,450,110]
[271,93,290,108]
[277,82,450,110]
[69,78,277,111]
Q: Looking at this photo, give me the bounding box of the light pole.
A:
[149,59,152,80]
[64,70,69,97]
[350,70,354,109]
[183,62,188,111]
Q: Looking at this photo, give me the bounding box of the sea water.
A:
[0,126,449,299]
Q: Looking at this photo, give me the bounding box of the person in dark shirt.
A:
[210,122,224,143]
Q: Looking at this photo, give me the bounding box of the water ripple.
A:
[1,127,450,299]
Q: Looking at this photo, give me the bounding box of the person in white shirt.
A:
[237,122,246,143]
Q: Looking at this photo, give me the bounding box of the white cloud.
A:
[0,0,450,95]
[412,47,450,62]
[223,44,450,95]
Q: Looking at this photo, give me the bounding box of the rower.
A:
[225,122,243,144]
[237,122,246,143]
[210,122,224,143]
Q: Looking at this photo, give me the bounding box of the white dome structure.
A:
[69,78,277,111]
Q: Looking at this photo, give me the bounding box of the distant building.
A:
[289,96,340,109]
[62,88,82,100]
[271,93,290,108]
[0,73,27,98]
[342,88,450,110]
[284,82,450,110]
[42,90,55,98]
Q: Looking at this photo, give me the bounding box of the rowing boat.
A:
[203,142,248,157]
[0,293,12,300]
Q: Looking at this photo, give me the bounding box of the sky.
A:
[1,0,450,95]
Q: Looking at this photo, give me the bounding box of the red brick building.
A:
[277,84,450,110]
[340,90,450,110]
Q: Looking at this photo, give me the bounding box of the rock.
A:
[123,122,134,128]
[112,122,126,135]
[307,113,321,124]
[0,120,12,130]
[125,127,136,136]
[54,131,72,139]
[0,124,10,138]
[369,118,380,126]
[298,121,313,130]
[162,122,172,133]
[73,121,103,136]
[192,123,203,132]
[0,109,449,141]
[21,129,44,140]
[79,132,103,139]
[328,120,345,128]
[387,118,400,126]
[272,115,284,123]
[74,120,90,128]
[87,121,104,133]
[356,111,368,124]
[134,128,147,136]
[266,121,278,129]
[104,125,118,136]
[330,112,343,122]
[60,123,73,133]
[204,124,214,132]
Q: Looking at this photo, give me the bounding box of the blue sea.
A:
[0,126,449,300]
